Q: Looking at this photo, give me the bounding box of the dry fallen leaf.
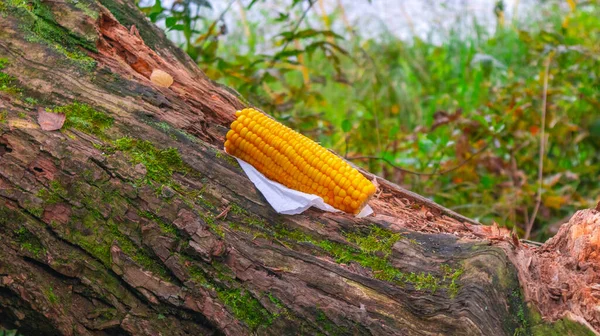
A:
[37,107,66,131]
[150,69,174,88]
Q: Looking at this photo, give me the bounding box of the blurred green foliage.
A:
[0,329,24,336]
[140,0,599,241]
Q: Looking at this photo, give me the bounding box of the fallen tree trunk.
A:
[0,1,598,335]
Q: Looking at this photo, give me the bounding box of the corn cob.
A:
[225,108,376,214]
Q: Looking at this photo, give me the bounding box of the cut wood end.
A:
[150,69,174,88]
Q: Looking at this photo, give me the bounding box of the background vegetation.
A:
[138,0,599,242]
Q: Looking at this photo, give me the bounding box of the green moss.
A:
[215,150,239,168]
[267,292,284,308]
[48,43,96,71]
[315,308,348,335]
[26,0,95,49]
[69,213,171,280]
[14,227,45,257]
[230,203,248,216]
[0,110,7,123]
[0,206,14,225]
[228,217,459,293]
[503,287,595,335]
[22,199,44,217]
[37,180,68,205]
[217,288,275,331]
[189,186,217,211]
[113,137,187,185]
[344,226,402,256]
[139,210,180,237]
[72,0,98,19]
[182,256,278,330]
[44,286,58,304]
[106,220,171,279]
[211,262,235,283]
[187,264,214,289]
[144,120,199,143]
[1,0,28,11]
[206,216,225,238]
[5,0,97,71]
[441,264,463,298]
[531,314,595,336]
[274,224,415,286]
[0,71,22,95]
[24,96,38,105]
[72,230,112,265]
[93,307,118,322]
[52,102,113,138]
[0,59,44,103]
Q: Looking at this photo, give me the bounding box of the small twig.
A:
[347,143,489,176]
[525,52,554,240]
[216,205,231,220]
[372,90,383,174]
[521,239,543,247]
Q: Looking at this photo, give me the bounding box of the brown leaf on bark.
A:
[150,69,174,88]
[37,107,66,131]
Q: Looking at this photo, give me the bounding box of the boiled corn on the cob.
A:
[225,108,376,214]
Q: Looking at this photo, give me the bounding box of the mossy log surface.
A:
[0,1,598,335]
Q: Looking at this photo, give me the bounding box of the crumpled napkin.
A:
[237,158,373,218]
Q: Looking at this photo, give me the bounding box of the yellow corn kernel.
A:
[225,108,376,214]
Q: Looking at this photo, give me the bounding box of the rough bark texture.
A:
[0,1,598,335]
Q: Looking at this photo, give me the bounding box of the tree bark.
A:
[0,1,598,335]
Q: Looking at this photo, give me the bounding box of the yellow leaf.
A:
[543,195,567,210]
[566,0,576,11]
[562,16,570,29]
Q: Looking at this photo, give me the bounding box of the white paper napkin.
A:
[237,158,373,218]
